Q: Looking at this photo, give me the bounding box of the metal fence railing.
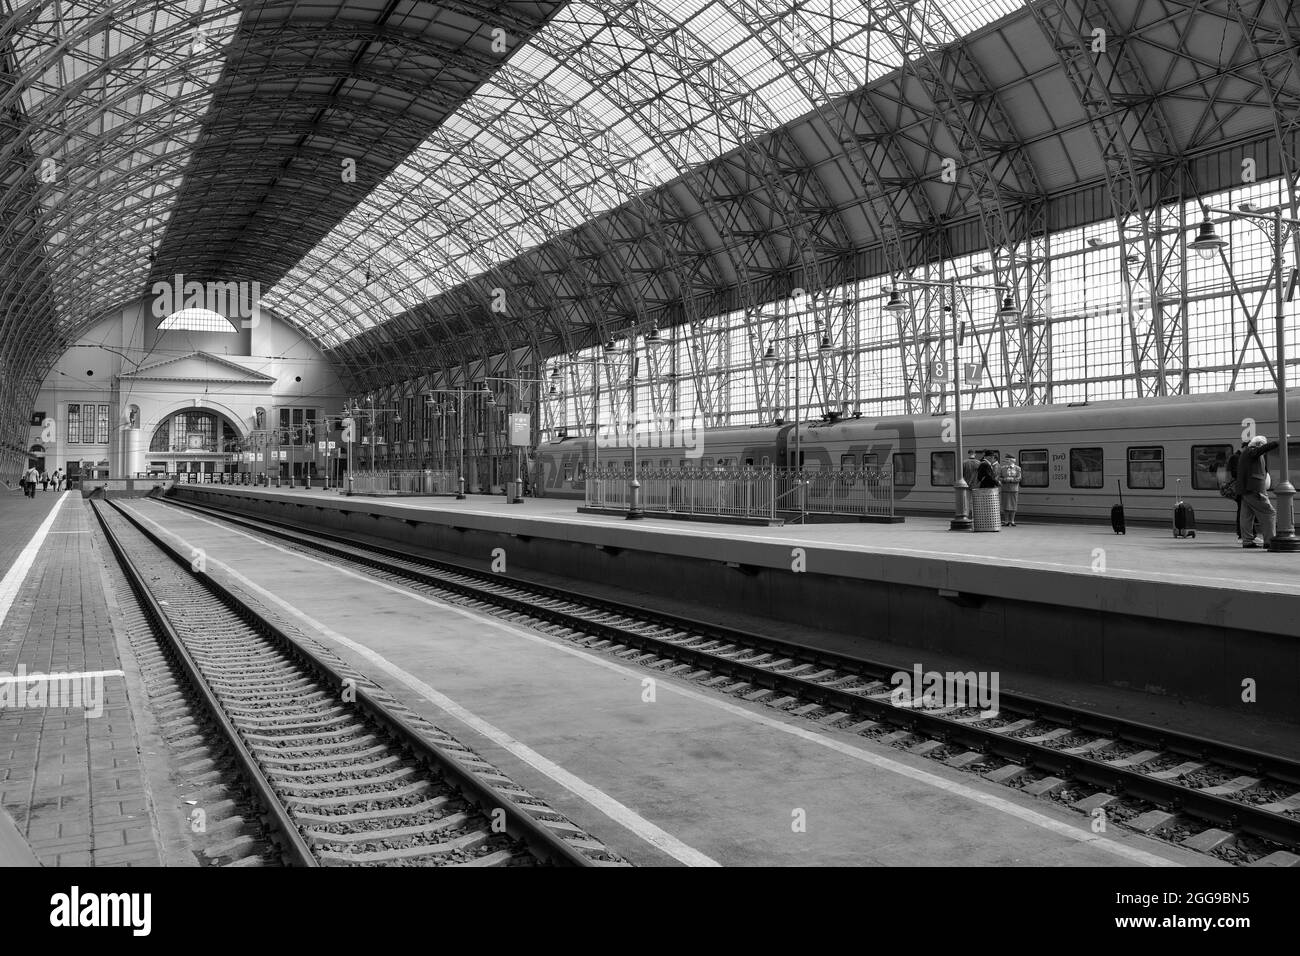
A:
[585,467,894,521]
[346,469,459,495]
[774,469,896,518]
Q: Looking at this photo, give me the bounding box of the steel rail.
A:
[165,491,1300,851]
[107,498,592,867]
[91,499,317,867]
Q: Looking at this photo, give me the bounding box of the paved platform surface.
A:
[0,485,64,579]
[311,489,1300,590]
[0,494,161,866]
[125,496,1214,867]
[175,485,1300,639]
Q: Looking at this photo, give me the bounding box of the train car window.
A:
[841,454,856,470]
[760,455,771,468]
[563,465,573,483]
[1191,444,1232,490]
[1018,449,1049,487]
[744,457,754,467]
[576,462,587,479]
[863,453,879,469]
[931,451,955,487]
[623,460,632,470]
[641,459,651,471]
[1127,446,1165,489]
[660,459,671,470]
[1069,447,1105,488]
[892,453,916,486]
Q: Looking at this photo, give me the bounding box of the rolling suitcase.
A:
[1111,479,1126,534]
[1173,477,1196,538]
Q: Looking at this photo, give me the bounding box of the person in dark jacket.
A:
[1237,435,1279,548]
[1224,442,1253,540]
[977,453,999,488]
[961,449,980,518]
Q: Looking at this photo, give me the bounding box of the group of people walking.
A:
[18,466,64,498]
[1220,435,1280,549]
[962,449,1023,527]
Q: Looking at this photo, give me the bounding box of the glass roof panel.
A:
[4,0,241,331]
[269,0,1025,345]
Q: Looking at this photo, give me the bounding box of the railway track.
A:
[153,492,1300,865]
[91,498,615,867]
[102,553,279,866]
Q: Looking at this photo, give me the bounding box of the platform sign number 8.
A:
[1241,418,1257,442]
[40,417,55,443]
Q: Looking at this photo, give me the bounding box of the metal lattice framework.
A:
[2,0,1299,480]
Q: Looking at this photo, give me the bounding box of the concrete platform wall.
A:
[171,487,1298,720]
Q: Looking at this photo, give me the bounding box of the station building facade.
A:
[27,299,347,485]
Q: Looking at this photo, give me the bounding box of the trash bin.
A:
[972,487,1001,532]
[507,480,522,502]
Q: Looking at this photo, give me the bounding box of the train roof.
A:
[543,388,1298,444]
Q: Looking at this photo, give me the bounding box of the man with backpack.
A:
[1222,442,1255,540]
[1238,434,1279,548]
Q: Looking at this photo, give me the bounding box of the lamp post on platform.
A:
[602,325,669,519]
[885,278,1019,530]
[341,400,399,496]
[482,375,550,504]
[426,388,474,499]
[1190,203,1299,552]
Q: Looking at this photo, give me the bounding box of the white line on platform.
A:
[124,502,718,867]
[141,500,1181,868]
[0,491,70,632]
[0,669,124,684]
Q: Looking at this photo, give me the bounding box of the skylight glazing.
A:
[3,0,241,332]
[269,0,1020,346]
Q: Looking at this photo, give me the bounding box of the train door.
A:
[774,424,798,470]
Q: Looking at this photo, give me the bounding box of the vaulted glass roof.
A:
[266,0,1024,347]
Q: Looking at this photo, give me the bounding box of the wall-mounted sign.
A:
[187,433,205,449]
[508,413,530,447]
[30,412,46,426]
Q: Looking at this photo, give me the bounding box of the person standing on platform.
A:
[961,449,980,518]
[977,452,999,488]
[999,455,1022,526]
[24,465,38,498]
[1223,442,1251,541]
[40,470,49,491]
[1238,434,1279,548]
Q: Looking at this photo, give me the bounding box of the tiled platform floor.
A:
[0,494,159,866]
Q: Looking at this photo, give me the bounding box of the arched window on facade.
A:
[150,410,236,453]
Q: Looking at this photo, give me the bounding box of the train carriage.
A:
[538,389,1300,527]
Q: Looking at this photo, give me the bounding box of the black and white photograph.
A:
[0,0,1294,935]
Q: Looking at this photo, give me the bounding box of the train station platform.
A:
[115,495,1216,867]
[0,491,165,866]
[170,485,1300,722]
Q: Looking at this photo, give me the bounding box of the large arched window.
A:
[150,410,237,453]
[157,308,238,332]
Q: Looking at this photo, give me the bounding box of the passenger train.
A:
[537,389,1300,526]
